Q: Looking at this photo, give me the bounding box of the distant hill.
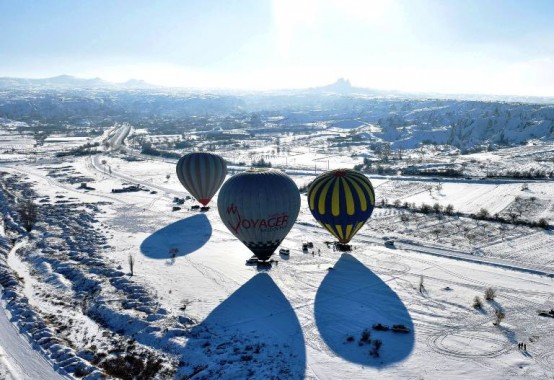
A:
[0,76,553,150]
[0,75,158,90]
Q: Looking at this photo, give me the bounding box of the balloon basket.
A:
[335,243,352,252]
[245,257,278,268]
[256,260,273,268]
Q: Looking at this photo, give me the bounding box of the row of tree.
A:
[379,198,550,229]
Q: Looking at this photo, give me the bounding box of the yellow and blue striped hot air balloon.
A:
[307,169,375,244]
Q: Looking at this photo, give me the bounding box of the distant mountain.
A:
[0,75,159,90]
[292,78,404,97]
[316,78,353,94]
[295,78,554,104]
[121,79,158,89]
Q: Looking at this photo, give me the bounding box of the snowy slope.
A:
[0,301,68,380]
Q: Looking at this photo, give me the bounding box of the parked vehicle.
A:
[246,256,259,264]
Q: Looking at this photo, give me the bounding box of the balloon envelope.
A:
[307,169,375,244]
[218,169,301,261]
[176,152,227,206]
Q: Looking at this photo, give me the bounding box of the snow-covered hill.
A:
[1,85,553,150]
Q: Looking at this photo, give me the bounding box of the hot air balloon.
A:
[217,168,300,261]
[307,169,375,247]
[176,152,227,206]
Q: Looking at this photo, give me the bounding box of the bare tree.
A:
[419,275,426,293]
[499,224,508,240]
[18,200,38,232]
[426,185,433,195]
[180,299,191,311]
[128,254,135,276]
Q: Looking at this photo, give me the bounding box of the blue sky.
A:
[1,0,554,95]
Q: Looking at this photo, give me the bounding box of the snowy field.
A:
[0,124,553,379]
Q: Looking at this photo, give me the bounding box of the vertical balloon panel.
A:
[217,169,300,261]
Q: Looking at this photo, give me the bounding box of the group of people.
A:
[517,342,527,351]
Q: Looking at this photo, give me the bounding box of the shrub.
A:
[473,296,483,309]
[370,339,383,357]
[477,208,490,219]
[538,218,549,229]
[420,203,431,214]
[100,353,165,380]
[494,309,506,325]
[372,323,389,331]
[484,287,496,301]
[360,329,371,343]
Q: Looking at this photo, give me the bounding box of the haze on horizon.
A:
[2,0,554,96]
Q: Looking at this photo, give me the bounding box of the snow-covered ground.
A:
[0,123,553,379]
[0,300,68,380]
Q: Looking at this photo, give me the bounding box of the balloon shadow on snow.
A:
[140,214,212,259]
[315,253,414,367]
[177,273,306,379]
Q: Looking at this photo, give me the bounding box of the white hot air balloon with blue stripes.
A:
[176,152,227,206]
[217,168,300,261]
